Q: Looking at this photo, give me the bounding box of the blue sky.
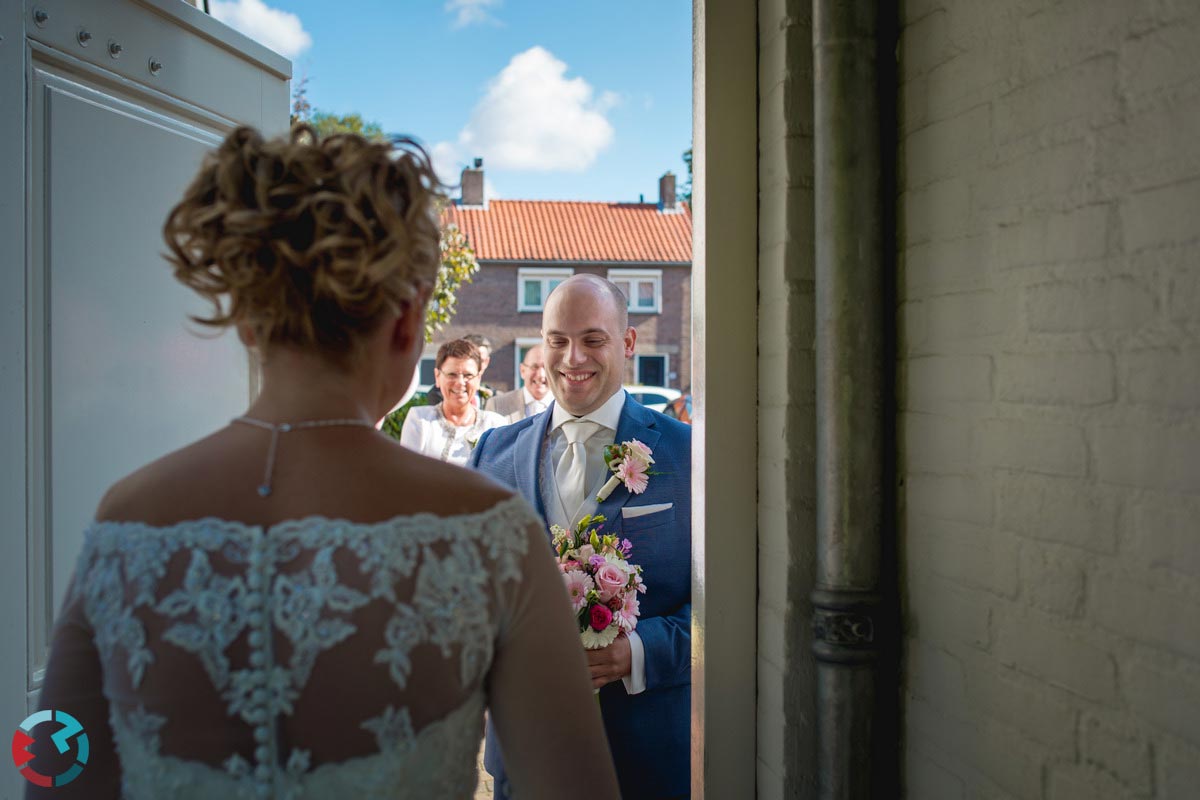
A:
[210,0,693,203]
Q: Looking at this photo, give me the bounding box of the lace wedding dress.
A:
[36,495,571,799]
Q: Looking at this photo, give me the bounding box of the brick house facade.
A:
[424,163,692,394]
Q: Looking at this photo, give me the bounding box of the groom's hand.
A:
[587,632,632,689]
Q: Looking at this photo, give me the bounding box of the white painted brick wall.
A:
[1024,277,1157,333]
[900,0,1200,797]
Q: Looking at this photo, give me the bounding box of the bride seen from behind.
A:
[29,125,619,799]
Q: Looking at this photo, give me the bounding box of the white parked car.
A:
[624,385,682,413]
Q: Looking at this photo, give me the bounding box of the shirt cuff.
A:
[621,631,647,695]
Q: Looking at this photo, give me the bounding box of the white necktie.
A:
[555,419,600,523]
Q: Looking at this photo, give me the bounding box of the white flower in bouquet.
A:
[550,514,645,651]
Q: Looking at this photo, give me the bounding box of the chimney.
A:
[658,171,676,211]
[461,158,484,206]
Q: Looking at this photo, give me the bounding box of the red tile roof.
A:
[444,200,692,264]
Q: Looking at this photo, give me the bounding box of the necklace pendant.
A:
[231,415,375,498]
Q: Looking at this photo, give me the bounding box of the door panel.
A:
[2,2,289,795]
[29,68,253,676]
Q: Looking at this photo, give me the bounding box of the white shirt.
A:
[399,404,507,466]
[523,387,550,419]
[547,390,646,695]
[548,389,626,511]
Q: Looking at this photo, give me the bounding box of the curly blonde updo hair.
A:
[164,124,442,363]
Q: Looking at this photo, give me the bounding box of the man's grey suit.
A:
[485,388,527,421]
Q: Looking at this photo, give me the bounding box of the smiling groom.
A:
[470,274,691,800]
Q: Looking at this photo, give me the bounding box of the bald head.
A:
[541,273,636,415]
[546,274,628,331]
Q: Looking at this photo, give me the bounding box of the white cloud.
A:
[210,0,312,60]
[431,141,466,188]
[437,46,616,174]
[446,0,502,28]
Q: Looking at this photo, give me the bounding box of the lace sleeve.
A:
[28,554,122,799]
[485,506,621,800]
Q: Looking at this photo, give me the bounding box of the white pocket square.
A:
[622,502,673,519]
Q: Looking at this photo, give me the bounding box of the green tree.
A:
[680,147,693,206]
[290,73,312,125]
[427,220,479,342]
[310,111,385,141]
[291,79,382,142]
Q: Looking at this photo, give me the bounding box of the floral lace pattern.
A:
[68,496,533,799]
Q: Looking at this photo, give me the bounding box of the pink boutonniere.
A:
[596,439,658,502]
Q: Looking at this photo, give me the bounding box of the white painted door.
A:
[0,2,289,796]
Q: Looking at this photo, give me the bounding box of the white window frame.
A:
[417,355,437,387]
[608,268,663,314]
[634,353,670,387]
[513,337,543,389]
[518,267,573,312]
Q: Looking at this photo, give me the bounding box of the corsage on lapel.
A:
[596,439,658,502]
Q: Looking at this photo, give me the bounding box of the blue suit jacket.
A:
[470,394,691,800]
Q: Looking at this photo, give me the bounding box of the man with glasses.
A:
[487,344,551,422]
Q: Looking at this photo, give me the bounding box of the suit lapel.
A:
[514,406,554,524]
[595,396,662,529]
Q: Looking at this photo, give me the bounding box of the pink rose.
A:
[589,604,614,632]
[616,459,649,494]
[593,562,628,603]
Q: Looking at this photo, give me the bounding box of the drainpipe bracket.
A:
[811,588,881,665]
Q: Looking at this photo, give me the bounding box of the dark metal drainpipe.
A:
[812,1,893,798]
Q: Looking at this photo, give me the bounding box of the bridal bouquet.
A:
[551,514,646,649]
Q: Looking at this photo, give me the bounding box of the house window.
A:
[418,356,437,387]
[608,269,663,314]
[518,267,573,311]
[513,337,543,388]
[634,354,668,387]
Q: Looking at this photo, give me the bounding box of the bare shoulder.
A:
[93,426,521,526]
[94,429,233,523]
[376,443,517,518]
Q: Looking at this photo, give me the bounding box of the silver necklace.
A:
[232,415,376,497]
